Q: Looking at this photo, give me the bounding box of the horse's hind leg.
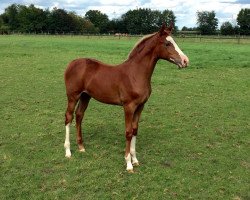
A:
[131,104,144,166]
[64,95,79,158]
[75,93,91,152]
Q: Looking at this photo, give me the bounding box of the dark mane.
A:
[127,33,157,59]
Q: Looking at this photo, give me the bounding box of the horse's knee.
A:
[65,112,73,125]
[132,128,138,136]
[126,131,133,141]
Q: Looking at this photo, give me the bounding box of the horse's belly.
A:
[86,85,122,105]
[92,93,122,105]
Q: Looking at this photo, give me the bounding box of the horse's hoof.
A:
[65,150,71,158]
[79,148,85,153]
[127,169,134,173]
[65,154,71,158]
[78,144,85,152]
[133,162,140,167]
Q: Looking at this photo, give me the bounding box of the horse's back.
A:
[65,58,97,77]
[65,58,125,105]
[64,58,118,96]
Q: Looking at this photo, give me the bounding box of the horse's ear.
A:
[166,22,174,34]
[159,22,167,36]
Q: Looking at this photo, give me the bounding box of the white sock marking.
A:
[130,136,139,164]
[125,153,133,171]
[64,123,71,157]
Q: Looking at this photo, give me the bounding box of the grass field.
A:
[0,35,249,200]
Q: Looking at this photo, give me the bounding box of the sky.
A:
[0,0,249,28]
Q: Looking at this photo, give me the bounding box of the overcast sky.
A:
[0,0,249,28]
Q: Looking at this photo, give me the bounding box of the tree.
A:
[107,18,127,34]
[237,8,250,35]
[0,4,178,35]
[18,4,47,33]
[122,8,154,34]
[122,8,176,34]
[47,8,75,33]
[3,4,20,31]
[85,10,109,33]
[82,19,99,33]
[234,25,240,35]
[0,15,3,27]
[159,10,176,30]
[197,11,218,35]
[0,14,10,34]
[1,4,48,33]
[220,21,234,35]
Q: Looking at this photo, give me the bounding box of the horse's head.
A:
[157,23,189,68]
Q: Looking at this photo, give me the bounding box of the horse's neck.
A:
[124,48,158,82]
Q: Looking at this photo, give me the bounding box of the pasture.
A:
[0,35,249,199]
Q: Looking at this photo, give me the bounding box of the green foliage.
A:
[0,25,9,34]
[0,4,97,34]
[0,4,177,35]
[122,8,176,34]
[82,19,99,33]
[0,15,3,27]
[3,4,20,31]
[122,8,157,34]
[47,8,83,34]
[220,21,235,35]
[0,4,249,35]
[0,35,249,199]
[161,10,177,29]
[197,11,218,35]
[18,4,47,33]
[107,18,127,34]
[85,10,109,33]
[237,8,250,35]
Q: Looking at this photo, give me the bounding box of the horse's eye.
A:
[165,41,171,47]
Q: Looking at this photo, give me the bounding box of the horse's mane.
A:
[127,32,157,59]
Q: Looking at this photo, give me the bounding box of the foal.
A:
[64,24,189,172]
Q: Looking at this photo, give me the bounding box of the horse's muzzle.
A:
[179,54,189,68]
[169,54,189,69]
[172,59,187,69]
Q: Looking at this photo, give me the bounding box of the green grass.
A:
[0,35,249,200]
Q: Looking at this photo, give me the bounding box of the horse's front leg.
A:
[124,103,137,173]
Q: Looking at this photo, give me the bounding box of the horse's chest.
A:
[135,86,151,103]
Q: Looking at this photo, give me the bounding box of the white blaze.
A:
[166,36,189,66]
[166,36,184,56]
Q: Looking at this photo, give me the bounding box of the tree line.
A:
[194,9,249,35]
[0,4,249,35]
[0,4,176,35]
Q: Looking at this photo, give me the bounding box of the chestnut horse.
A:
[64,24,189,172]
